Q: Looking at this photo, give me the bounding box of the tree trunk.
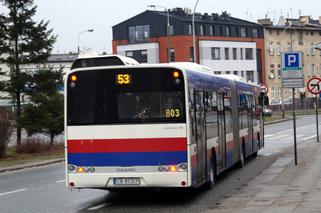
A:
[15,36,21,151]
[50,133,54,148]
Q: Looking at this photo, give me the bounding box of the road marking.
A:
[266,124,316,138]
[88,203,107,211]
[56,179,66,183]
[0,188,28,197]
[302,135,317,141]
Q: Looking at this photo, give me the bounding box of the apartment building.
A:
[112,8,266,83]
[259,16,321,104]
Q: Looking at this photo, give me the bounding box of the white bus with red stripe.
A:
[65,62,263,189]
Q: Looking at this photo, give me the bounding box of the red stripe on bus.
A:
[67,138,187,153]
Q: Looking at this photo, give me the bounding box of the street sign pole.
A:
[292,88,297,165]
[307,77,321,143]
[316,94,320,142]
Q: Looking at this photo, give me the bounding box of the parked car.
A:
[263,107,273,116]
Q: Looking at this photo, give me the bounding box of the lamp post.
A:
[77,29,94,54]
[147,5,170,63]
[192,0,200,63]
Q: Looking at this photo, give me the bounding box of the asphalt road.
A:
[0,115,319,213]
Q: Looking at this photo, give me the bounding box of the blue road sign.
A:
[281,51,304,88]
[282,52,302,71]
[284,52,300,69]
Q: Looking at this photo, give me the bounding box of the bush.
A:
[17,138,50,154]
[0,108,12,158]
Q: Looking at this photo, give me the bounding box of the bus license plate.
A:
[113,177,140,185]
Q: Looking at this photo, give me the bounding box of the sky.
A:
[23,0,321,54]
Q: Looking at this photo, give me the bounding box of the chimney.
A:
[257,18,273,26]
[299,16,310,24]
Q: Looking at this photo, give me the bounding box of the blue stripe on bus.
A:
[68,151,187,167]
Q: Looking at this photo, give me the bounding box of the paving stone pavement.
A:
[205,139,321,213]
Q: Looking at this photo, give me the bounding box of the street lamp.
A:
[77,29,94,54]
[192,0,200,63]
[147,5,171,63]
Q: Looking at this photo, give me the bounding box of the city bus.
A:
[65,62,264,189]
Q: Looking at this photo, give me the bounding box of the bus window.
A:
[67,67,185,125]
[205,91,218,139]
[224,91,232,134]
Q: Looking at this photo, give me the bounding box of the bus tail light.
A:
[77,167,85,173]
[158,163,187,172]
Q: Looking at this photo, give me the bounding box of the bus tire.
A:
[206,154,216,189]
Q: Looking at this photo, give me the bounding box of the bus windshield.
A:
[67,67,185,125]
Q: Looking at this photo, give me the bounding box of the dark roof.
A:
[150,9,262,27]
[113,8,262,28]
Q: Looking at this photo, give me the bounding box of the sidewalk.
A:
[206,138,321,213]
[0,158,64,173]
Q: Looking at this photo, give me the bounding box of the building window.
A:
[271,87,275,99]
[241,28,246,37]
[226,27,230,37]
[126,51,133,57]
[235,27,239,37]
[269,64,275,79]
[211,47,220,60]
[189,47,194,62]
[233,71,238,75]
[141,50,148,63]
[298,31,303,45]
[245,48,253,60]
[170,48,175,62]
[278,88,282,99]
[240,48,244,60]
[225,48,229,60]
[128,25,150,43]
[311,31,314,36]
[276,42,281,56]
[200,25,204,36]
[219,26,223,36]
[311,43,315,55]
[210,26,213,36]
[287,42,291,51]
[188,24,192,35]
[214,71,221,74]
[246,71,254,82]
[126,50,148,63]
[233,48,237,60]
[252,29,258,37]
[269,42,274,56]
[226,71,230,74]
[277,64,281,77]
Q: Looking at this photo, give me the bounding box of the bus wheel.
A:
[206,156,216,189]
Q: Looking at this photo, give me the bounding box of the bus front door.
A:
[194,91,207,183]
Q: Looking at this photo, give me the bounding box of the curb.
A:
[264,117,292,125]
[0,158,65,174]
